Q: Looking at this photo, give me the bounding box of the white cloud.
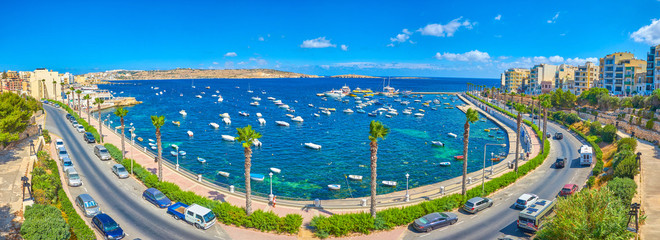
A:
[249,57,268,66]
[334,62,441,70]
[258,36,265,41]
[434,50,491,62]
[547,12,560,23]
[494,14,501,21]
[224,61,234,69]
[418,17,475,37]
[212,62,219,65]
[388,29,413,47]
[533,56,548,63]
[548,55,564,63]
[300,37,336,48]
[224,52,237,57]
[631,19,660,45]
[386,43,395,47]
[565,57,598,65]
[340,45,348,51]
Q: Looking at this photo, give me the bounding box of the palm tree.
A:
[94,98,104,142]
[368,120,389,218]
[52,80,57,100]
[41,79,47,99]
[69,87,75,107]
[541,97,552,153]
[83,94,91,123]
[75,89,82,116]
[151,115,165,181]
[236,125,262,216]
[461,108,479,196]
[114,107,129,159]
[513,103,527,173]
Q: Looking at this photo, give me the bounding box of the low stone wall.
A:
[582,112,660,144]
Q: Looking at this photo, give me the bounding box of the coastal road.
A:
[44,104,230,240]
[401,105,592,239]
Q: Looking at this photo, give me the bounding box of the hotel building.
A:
[504,68,530,93]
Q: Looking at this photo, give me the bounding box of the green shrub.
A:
[20,204,70,240]
[607,177,637,204]
[601,124,617,143]
[564,113,580,125]
[613,154,639,179]
[42,129,51,143]
[646,119,655,130]
[58,189,96,240]
[245,210,282,232]
[586,176,595,188]
[104,143,123,161]
[279,214,303,234]
[589,121,602,135]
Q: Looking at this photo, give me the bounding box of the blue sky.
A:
[1,0,660,78]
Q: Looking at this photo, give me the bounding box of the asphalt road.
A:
[402,102,592,240]
[44,104,230,240]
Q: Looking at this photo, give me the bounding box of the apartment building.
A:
[504,68,530,93]
[648,44,660,93]
[555,64,577,93]
[529,64,557,95]
[29,68,62,100]
[600,52,646,96]
[574,62,600,95]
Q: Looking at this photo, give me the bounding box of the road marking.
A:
[470,215,477,219]
[493,203,501,207]
[420,233,430,237]
[83,187,88,192]
[456,221,464,225]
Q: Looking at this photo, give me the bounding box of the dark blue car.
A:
[92,213,124,240]
[143,188,172,208]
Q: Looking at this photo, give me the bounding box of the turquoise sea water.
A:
[96,77,507,200]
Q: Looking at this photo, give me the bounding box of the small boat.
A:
[322,110,331,115]
[179,110,187,116]
[250,173,265,182]
[304,142,322,150]
[252,139,262,147]
[484,129,491,132]
[491,157,502,162]
[275,121,289,126]
[206,86,210,89]
[172,121,181,126]
[356,109,366,113]
[439,162,451,166]
[171,144,178,149]
[151,146,157,150]
[178,151,186,156]
[170,151,178,156]
[285,114,294,118]
[251,97,261,101]
[496,137,504,140]
[218,171,230,177]
[187,130,193,137]
[209,122,219,129]
[220,113,230,118]
[250,102,260,106]
[217,97,223,102]
[223,118,232,125]
[239,111,249,117]
[313,113,320,117]
[328,184,341,190]
[149,142,157,146]
[343,109,354,113]
[328,108,336,112]
[279,104,290,109]
[382,181,397,187]
[221,135,235,142]
[197,157,206,163]
[448,133,457,138]
[348,175,363,181]
[292,116,304,122]
[270,168,281,174]
[402,110,412,115]
[308,104,314,107]
[431,141,444,147]
[258,118,266,125]
[195,95,202,99]
[256,112,262,117]
[454,155,464,160]
[414,113,424,117]
[137,137,143,142]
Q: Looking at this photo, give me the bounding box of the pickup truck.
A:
[167,202,216,229]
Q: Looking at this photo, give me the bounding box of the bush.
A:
[42,129,51,143]
[20,204,70,240]
[104,143,123,161]
[614,154,639,179]
[589,121,602,135]
[564,113,580,125]
[601,124,617,143]
[646,119,655,130]
[586,176,595,188]
[58,189,96,239]
[607,177,637,204]
[279,214,303,234]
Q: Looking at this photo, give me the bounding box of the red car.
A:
[559,184,578,197]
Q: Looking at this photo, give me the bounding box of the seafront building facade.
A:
[503,68,530,93]
[574,62,600,95]
[648,44,660,93]
[529,64,557,95]
[555,64,577,93]
[28,68,62,101]
[599,52,646,96]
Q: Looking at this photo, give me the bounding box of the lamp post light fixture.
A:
[405,173,410,202]
[269,172,274,203]
[483,143,507,196]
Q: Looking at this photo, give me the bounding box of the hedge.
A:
[570,126,604,176]
[58,189,96,239]
[50,100,101,143]
[20,204,70,240]
[103,142,302,234]
[309,94,552,238]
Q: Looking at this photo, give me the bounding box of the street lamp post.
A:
[405,173,410,202]
[174,145,179,170]
[483,143,507,196]
[130,127,135,174]
[269,172,274,203]
[490,152,494,173]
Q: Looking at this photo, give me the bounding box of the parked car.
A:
[75,194,101,217]
[554,132,563,140]
[66,114,73,121]
[514,193,539,209]
[112,164,129,179]
[559,184,578,197]
[94,145,112,161]
[546,133,551,139]
[143,188,172,208]
[463,197,493,213]
[66,168,82,187]
[92,214,125,240]
[555,158,566,168]
[72,120,78,127]
[57,147,69,161]
[76,125,85,133]
[84,132,95,143]
[62,157,74,172]
[412,212,458,232]
[167,202,216,229]
[55,139,65,149]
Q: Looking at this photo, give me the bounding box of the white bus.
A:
[517,198,555,232]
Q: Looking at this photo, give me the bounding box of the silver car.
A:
[55,139,65,149]
[463,197,493,214]
[61,157,74,172]
[514,193,539,209]
[94,145,111,161]
[75,194,101,217]
[57,147,69,161]
[112,164,129,179]
[66,168,82,187]
[76,125,85,133]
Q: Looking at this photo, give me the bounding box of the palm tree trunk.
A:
[369,141,378,218]
[78,94,81,117]
[120,117,125,159]
[543,108,547,150]
[98,104,103,143]
[87,99,91,123]
[157,129,163,181]
[515,113,521,173]
[244,147,253,216]
[461,121,470,196]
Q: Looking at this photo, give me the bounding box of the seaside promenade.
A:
[81,92,540,239]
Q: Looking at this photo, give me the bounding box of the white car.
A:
[55,139,65,149]
[514,193,539,209]
[76,125,85,133]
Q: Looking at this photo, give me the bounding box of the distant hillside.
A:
[98,68,321,80]
[330,74,380,79]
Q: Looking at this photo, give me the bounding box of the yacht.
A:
[304,142,322,150]
[291,116,304,122]
[275,121,290,126]
[209,122,219,129]
[343,109,354,113]
[221,135,235,142]
[179,110,187,116]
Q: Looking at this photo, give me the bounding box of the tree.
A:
[94,98,104,143]
[0,92,42,146]
[151,115,165,181]
[461,108,479,196]
[69,87,74,107]
[614,153,639,179]
[114,107,129,159]
[20,204,70,240]
[601,124,617,143]
[561,90,576,109]
[52,80,57,100]
[541,96,552,154]
[75,89,82,116]
[368,120,389,218]
[513,103,527,173]
[536,188,633,239]
[83,94,91,123]
[607,177,637,204]
[236,125,262,216]
[589,121,602,135]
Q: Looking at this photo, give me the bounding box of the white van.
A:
[579,145,593,166]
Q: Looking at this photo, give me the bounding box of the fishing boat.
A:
[439,162,451,166]
[252,139,262,147]
[187,130,193,137]
[218,171,230,177]
[197,157,206,163]
[251,96,261,101]
[179,110,187,116]
[484,129,491,132]
[170,151,178,156]
[431,141,444,147]
[221,135,235,142]
[328,108,336,112]
[491,157,502,162]
[223,118,231,125]
[209,122,219,129]
[172,121,180,126]
[328,184,341,190]
[250,173,264,182]
[275,121,290,126]
[414,113,424,117]
[382,181,397,187]
[304,142,322,150]
[356,109,366,113]
[454,155,464,160]
[343,109,354,113]
[292,116,304,122]
[178,151,186,156]
[137,137,143,142]
[258,118,266,125]
[448,133,458,138]
[270,168,281,174]
[239,111,249,117]
[348,175,363,181]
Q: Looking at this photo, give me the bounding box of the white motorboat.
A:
[171,144,178,149]
[313,113,320,117]
[348,175,363,181]
[402,110,412,115]
[211,94,217,97]
[179,110,187,116]
[197,157,206,163]
[151,146,157,150]
[448,133,458,138]
[187,130,193,137]
[275,121,290,127]
[273,100,282,104]
[239,111,249,117]
[252,139,262,147]
[279,104,290,109]
[388,111,398,116]
[439,162,451,166]
[221,135,235,141]
[223,118,231,125]
[343,109,354,113]
[321,110,331,115]
[250,102,259,106]
[291,116,304,122]
[149,142,157,146]
[170,151,178,156]
[328,184,341,190]
[195,95,202,99]
[431,141,444,147]
[149,139,155,142]
[251,97,261,101]
[256,112,262,117]
[304,142,322,150]
[209,122,219,129]
[217,171,230,177]
[414,113,424,117]
[382,181,397,187]
[217,96,223,102]
[308,104,314,107]
[285,114,294,118]
[270,168,281,174]
[220,113,230,118]
[216,90,220,93]
[267,97,276,100]
[258,118,266,125]
[178,151,186,156]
